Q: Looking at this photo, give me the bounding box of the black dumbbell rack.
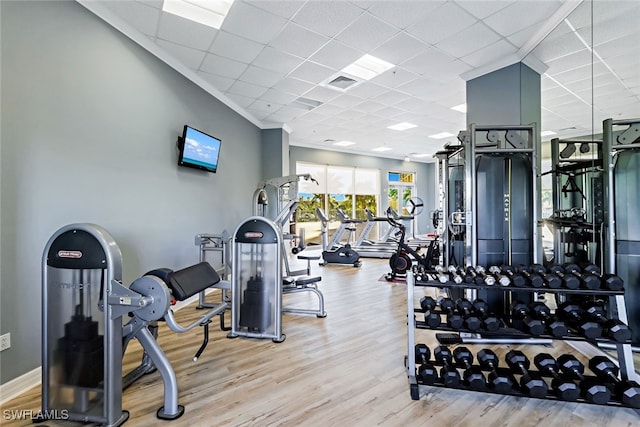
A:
[405,269,639,407]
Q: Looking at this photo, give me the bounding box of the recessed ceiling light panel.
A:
[387,122,417,131]
[372,147,392,152]
[162,0,235,29]
[342,54,394,81]
[451,103,467,113]
[333,141,356,147]
[429,132,455,139]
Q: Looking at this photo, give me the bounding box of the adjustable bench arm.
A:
[164,303,228,334]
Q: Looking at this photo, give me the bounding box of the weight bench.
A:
[282,254,327,318]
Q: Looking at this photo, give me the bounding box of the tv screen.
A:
[178,125,221,173]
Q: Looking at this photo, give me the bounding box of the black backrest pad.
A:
[167,262,221,301]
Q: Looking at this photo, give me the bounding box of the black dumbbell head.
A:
[420,295,437,312]
[557,354,584,377]
[482,315,501,332]
[415,343,431,364]
[533,353,579,401]
[434,346,461,388]
[589,356,640,407]
[477,349,515,394]
[580,378,612,404]
[602,274,624,291]
[606,319,632,343]
[424,311,441,329]
[418,363,438,385]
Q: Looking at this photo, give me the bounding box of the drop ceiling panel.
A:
[239,65,285,88]
[289,61,336,84]
[252,47,302,74]
[200,53,248,79]
[454,0,511,20]
[269,22,332,59]
[401,47,457,75]
[436,22,502,58]
[156,39,206,69]
[308,40,363,71]
[272,77,316,96]
[461,39,517,68]
[365,0,444,30]
[227,80,268,99]
[406,2,477,45]
[370,67,419,89]
[528,31,586,63]
[302,86,342,103]
[370,32,428,65]
[245,0,304,20]
[291,1,365,37]
[208,31,265,64]
[157,12,217,50]
[334,12,401,52]
[373,90,413,106]
[259,88,298,105]
[197,71,235,91]
[222,2,287,44]
[483,1,563,37]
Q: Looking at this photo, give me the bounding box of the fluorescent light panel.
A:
[333,141,356,147]
[162,0,234,29]
[387,122,417,131]
[451,103,467,113]
[541,130,557,137]
[372,147,392,152]
[411,153,430,158]
[342,54,394,81]
[429,132,455,139]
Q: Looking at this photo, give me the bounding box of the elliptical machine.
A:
[315,207,361,267]
[385,208,439,280]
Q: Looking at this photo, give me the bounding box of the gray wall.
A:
[290,147,437,234]
[0,1,262,384]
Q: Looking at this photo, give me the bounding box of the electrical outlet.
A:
[0,333,11,351]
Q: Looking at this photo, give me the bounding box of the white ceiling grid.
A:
[83,0,639,161]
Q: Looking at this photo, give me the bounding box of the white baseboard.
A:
[0,367,41,405]
[0,288,220,404]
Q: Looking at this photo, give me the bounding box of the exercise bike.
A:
[385,208,439,281]
[315,207,362,267]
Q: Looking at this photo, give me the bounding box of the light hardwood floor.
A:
[1,257,639,426]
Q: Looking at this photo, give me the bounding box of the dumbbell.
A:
[472,299,501,332]
[516,265,544,288]
[529,302,568,338]
[433,345,461,387]
[419,296,442,328]
[505,350,549,398]
[440,298,464,329]
[548,265,580,289]
[434,265,451,284]
[474,266,496,286]
[458,266,476,284]
[453,346,487,391]
[600,273,624,291]
[564,263,601,290]
[557,354,611,404]
[501,265,527,287]
[583,305,631,343]
[557,302,603,339]
[488,266,511,287]
[415,344,438,385]
[589,356,640,408]
[456,299,482,331]
[447,265,463,284]
[477,349,516,394]
[533,353,580,401]
[529,264,562,289]
[510,301,545,336]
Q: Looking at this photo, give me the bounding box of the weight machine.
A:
[40,224,230,424]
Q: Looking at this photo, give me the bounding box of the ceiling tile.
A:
[406,2,477,45]
[292,1,364,37]
[200,53,248,79]
[366,0,445,30]
[157,11,218,50]
[436,23,501,58]
[373,90,413,106]
[248,99,283,114]
[226,92,255,108]
[371,32,428,65]
[156,39,206,69]
[289,61,336,85]
[222,2,287,44]
[269,22,331,59]
[329,94,366,108]
[302,86,341,103]
[239,65,285,88]
[252,47,303,74]
[208,31,265,64]
[259,88,298,105]
[334,12,401,52]
[401,46,456,75]
[272,77,316,96]
[461,39,518,68]
[483,1,564,37]
[454,0,510,20]
[308,40,364,71]
[197,71,235,92]
[227,80,268,99]
[529,30,587,64]
[245,0,305,20]
[353,100,387,114]
[371,67,419,89]
[346,81,389,98]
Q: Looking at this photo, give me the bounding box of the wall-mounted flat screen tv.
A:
[177,125,222,173]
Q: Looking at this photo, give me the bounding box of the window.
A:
[296,162,379,244]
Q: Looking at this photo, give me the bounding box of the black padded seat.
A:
[147,262,220,301]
